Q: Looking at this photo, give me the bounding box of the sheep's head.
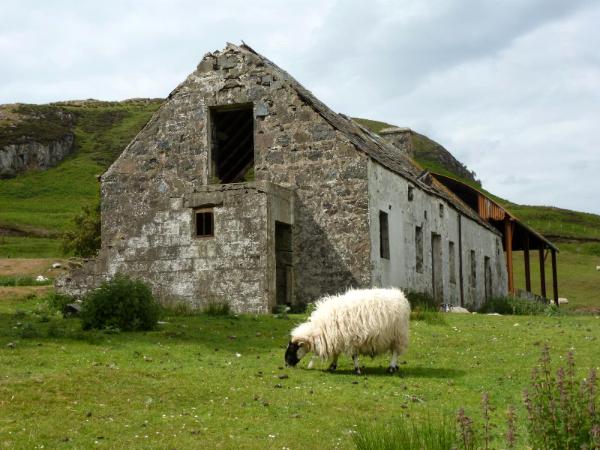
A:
[285,339,309,367]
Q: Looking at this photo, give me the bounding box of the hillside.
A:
[0,99,162,256]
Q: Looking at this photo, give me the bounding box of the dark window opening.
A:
[449,241,456,284]
[211,104,254,184]
[470,250,477,288]
[379,211,390,259]
[439,203,444,217]
[408,186,414,201]
[415,226,423,272]
[195,210,214,237]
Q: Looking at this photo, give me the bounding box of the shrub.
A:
[353,415,457,450]
[18,322,40,339]
[406,291,447,324]
[523,345,599,449]
[80,274,160,331]
[62,202,101,257]
[46,292,76,315]
[479,296,551,316]
[0,275,53,286]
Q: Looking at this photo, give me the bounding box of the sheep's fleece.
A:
[285,288,410,373]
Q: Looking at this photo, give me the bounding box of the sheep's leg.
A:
[352,354,361,375]
[307,355,317,370]
[388,351,399,374]
[327,354,339,371]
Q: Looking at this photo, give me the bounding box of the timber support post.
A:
[524,234,531,292]
[539,246,547,300]
[551,249,558,306]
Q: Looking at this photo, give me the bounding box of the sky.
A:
[1,0,599,214]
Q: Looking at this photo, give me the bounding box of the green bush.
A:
[80,274,160,331]
[479,296,551,315]
[45,292,75,315]
[405,291,447,324]
[62,202,101,257]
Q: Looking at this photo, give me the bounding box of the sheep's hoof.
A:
[327,363,337,372]
[388,365,399,374]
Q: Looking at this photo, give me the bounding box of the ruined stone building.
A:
[59,43,509,313]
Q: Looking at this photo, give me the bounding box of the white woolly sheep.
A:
[284,288,410,374]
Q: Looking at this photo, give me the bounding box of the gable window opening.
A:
[195,210,214,237]
[210,104,254,184]
[379,211,390,260]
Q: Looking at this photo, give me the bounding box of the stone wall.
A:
[368,160,507,309]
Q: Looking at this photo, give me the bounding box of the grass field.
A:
[1,293,599,449]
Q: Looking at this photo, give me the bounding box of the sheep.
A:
[284,287,410,374]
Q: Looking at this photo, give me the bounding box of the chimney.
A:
[379,127,413,157]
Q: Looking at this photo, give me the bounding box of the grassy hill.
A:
[0,99,162,256]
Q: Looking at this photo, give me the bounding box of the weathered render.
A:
[58,43,507,312]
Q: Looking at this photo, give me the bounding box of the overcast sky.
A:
[1,0,598,214]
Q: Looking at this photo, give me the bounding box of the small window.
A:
[195,210,214,237]
[449,241,456,284]
[415,226,423,273]
[439,204,444,217]
[408,186,414,202]
[379,211,390,259]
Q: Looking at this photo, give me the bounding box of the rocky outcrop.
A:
[0,133,75,178]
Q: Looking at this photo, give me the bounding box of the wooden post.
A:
[524,234,531,292]
[551,249,558,306]
[539,246,547,299]
[504,219,514,294]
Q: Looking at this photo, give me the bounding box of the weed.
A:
[479,296,551,315]
[202,298,231,316]
[0,275,53,286]
[523,345,599,449]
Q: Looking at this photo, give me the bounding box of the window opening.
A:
[210,104,254,184]
[195,210,214,237]
[379,211,390,259]
[415,226,423,272]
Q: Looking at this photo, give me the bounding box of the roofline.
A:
[431,172,559,252]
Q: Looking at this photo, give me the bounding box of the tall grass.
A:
[353,416,457,450]
[0,275,53,286]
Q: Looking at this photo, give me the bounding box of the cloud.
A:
[0,0,598,213]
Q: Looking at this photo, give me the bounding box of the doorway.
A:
[431,233,443,305]
[275,222,293,307]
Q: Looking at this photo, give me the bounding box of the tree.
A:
[62,202,101,257]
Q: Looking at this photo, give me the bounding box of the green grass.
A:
[1,294,600,449]
[0,236,62,258]
[0,275,53,286]
[512,243,600,311]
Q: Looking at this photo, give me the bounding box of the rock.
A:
[558,297,569,304]
[6,342,16,349]
[277,374,288,379]
[36,275,49,282]
[596,266,600,271]
[52,262,62,269]
[446,306,470,314]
